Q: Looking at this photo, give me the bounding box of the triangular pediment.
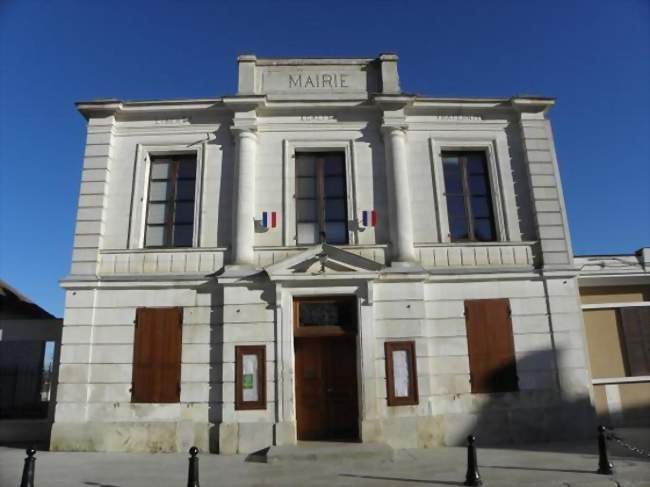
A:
[265,244,383,280]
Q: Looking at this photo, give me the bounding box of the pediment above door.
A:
[264,243,383,281]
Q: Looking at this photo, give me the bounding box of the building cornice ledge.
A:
[373,94,415,110]
[510,96,556,114]
[59,274,212,289]
[76,98,227,120]
[222,95,268,110]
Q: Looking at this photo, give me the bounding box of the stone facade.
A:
[51,54,596,453]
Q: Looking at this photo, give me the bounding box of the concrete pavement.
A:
[1,437,649,486]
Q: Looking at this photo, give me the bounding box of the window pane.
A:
[474,219,495,241]
[471,196,492,218]
[176,180,196,200]
[297,222,319,245]
[467,153,488,174]
[297,199,317,221]
[325,199,346,220]
[296,158,316,176]
[296,177,316,197]
[145,225,165,246]
[450,219,469,241]
[147,203,168,224]
[446,195,466,218]
[150,161,172,179]
[174,202,194,224]
[324,221,347,244]
[173,224,193,247]
[149,181,170,201]
[177,159,197,178]
[324,157,345,176]
[469,174,489,195]
[299,302,340,326]
[324,176,345,198]
[443,157,462,193]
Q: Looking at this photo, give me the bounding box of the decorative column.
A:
[232,128,257,265]
[383,125,416,263]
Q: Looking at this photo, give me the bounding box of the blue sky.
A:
[1,0,648,317]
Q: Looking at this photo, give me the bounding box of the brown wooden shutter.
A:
[619,307,650,376]
[132,307,182,403]
[465,299,518,393]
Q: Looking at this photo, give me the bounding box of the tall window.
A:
[442,151,496,242]
[145,155,197,247]
[295,152,348,245]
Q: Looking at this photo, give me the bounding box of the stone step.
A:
[247,442,394,464]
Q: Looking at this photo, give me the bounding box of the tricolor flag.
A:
[262,211,277,229]
[361,210,377,227]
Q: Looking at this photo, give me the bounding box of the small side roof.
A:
[0,279,55,319]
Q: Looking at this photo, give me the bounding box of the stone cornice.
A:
[76,98,225,120]
[75,94,558,121]
[222,95,267,111]
[510,96,556,116]
[373,94,415,110]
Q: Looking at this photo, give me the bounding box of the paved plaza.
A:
[1,432,649,487]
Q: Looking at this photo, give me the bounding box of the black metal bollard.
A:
[187,446,200,487]
[20,448,36,487]
[464,435,482,486]
[597,425,614,475]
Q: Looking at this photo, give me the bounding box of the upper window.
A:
[442,151,496,242]
[145,155,197,248]
[295,152,348,245]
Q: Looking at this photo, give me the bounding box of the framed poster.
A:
[235,346,266,410]
[385,341,418,406]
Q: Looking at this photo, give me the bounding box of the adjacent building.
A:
[52,54,598,453]
[577,248,650,427]
[0,280,61,446]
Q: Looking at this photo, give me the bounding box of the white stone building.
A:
[52,54,596,453]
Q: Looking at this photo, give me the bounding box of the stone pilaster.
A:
[70,113,115,276]
[379,53,400,94]
[514,98,574,269]
[382,125,416,263]
[231,128,257,266]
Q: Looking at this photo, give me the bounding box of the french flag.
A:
[362,210,377,227]
[262,211,277,229]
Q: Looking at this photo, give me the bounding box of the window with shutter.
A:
[464,299,518,393]
[619,307,650,377]
[132,308,182,403]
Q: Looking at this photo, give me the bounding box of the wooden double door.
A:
[294,335,359,441]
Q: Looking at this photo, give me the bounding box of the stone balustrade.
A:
[98,242,534,276]
[416,242,535,269]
